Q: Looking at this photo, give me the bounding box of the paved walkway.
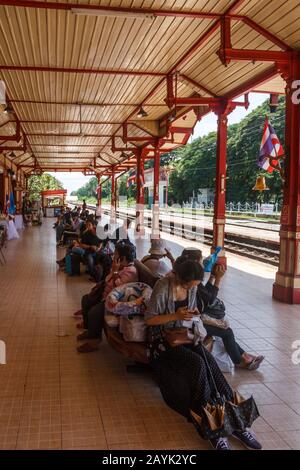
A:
[0,219,300,449]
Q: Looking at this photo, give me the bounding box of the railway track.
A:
[82,204,280,266]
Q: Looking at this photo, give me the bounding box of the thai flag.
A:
[258,117,284,173]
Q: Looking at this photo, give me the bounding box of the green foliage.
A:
[72,177,111,200]
[75,177,98,200]
[28,173,63,201]
[168,97,285,204]
[73,173,136,202]
[72,98,285,206]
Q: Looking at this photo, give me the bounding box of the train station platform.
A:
[1,220,300,450]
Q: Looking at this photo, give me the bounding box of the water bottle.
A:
[203,246,222,272]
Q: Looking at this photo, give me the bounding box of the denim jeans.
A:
[84,252,97,275]
[204,325,245,365]
[72,246,85,257]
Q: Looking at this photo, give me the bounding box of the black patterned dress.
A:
[149,299,234,434]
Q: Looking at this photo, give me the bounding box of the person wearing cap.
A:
[141,238,175,278]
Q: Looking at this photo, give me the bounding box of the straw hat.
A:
[149,238,167,256]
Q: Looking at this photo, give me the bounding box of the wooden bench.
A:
[103,260,159,365]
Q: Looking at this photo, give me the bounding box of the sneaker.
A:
[232,430,262,450]
[209,437,231,450]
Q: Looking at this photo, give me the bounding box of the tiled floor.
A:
[1,219,300,450]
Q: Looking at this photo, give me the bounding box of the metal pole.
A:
[96,175,102,217]
[152,148,160,238]
[136,148,145,236]
[110,171,116,224]
[213,112,228,267]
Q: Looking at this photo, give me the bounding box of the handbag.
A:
[120,315,147,342]
[163,279,194,347]
[190,343,259,439]
[210,336,234,373]
[204,298,226,320]
[163,327,193,347]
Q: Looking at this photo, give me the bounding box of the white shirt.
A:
[142,257,172,278]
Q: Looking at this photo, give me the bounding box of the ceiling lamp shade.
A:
[167,111,176,123]
[3,102,14,114]
[137,107,148,118]
[71,8,155,21]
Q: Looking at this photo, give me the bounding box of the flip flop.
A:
[247,355,265,371]
[77,331,89,341]
[73,309,82,317]
[77,342,99,353]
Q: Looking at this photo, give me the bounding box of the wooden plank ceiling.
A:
[0,0,298,174]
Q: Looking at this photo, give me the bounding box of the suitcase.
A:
[65,253,81,276]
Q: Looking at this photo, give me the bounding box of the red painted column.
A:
[110,171,116,224]
[96,175,102,217]
[273,54,300,304]
[136,148,145,236]
[213,110,228,267]
[152,148,160,238]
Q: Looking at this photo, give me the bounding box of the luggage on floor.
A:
[211,336,234,373]
[65,253,81,276]
[119,315,147,342]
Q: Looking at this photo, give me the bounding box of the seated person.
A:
[55,214,65,243]
[175,250,265,371]
[60,215,83,246]
[91,250,113,283]
[110,218,132,243]
[80,209,90,220]
[101,219,136,258]
[63,208,72,226]
[145,259,262,451]
[71,206,78,217]
[76,242,138,353]
[141,238,174,277]
[56,220,101,276]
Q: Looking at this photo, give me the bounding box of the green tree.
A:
[168,97,285,205]
[75,177,98,200]
[28,173,63,201]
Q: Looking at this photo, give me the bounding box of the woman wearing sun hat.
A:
[141,238,175,278]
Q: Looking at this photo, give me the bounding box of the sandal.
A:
[247,355,265,371]
[77,342,99,353]
[73,309,82,317]
[77,331,89,341]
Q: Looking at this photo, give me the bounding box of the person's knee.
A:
[81,294,89,309]
[88,303,102,319]
[224,327,234,339]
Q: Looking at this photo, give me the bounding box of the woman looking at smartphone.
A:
[77,242,138,353]
[145,260,262,451]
